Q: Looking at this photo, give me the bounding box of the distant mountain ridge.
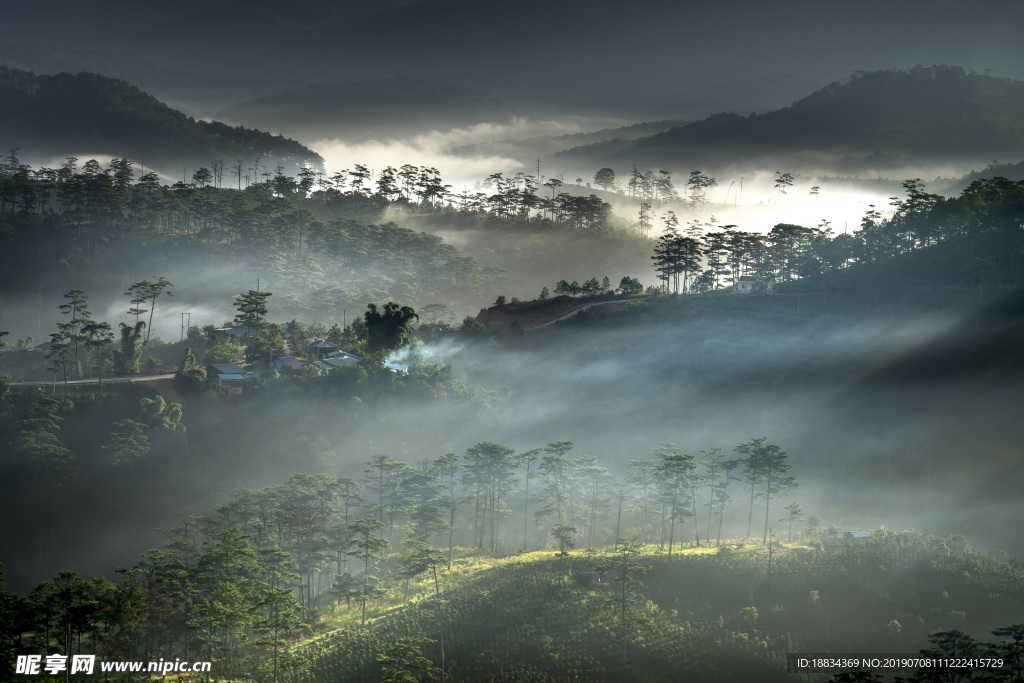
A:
[0,66,323,174]
[218,77,515,140]
[5,0,1021,119]
[556,66,1024,172]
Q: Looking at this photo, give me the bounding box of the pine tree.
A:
[233,289,273,339]
[346,518,389,625]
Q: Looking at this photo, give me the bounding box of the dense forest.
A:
[3,0,1024,679]
[2,462,1024,682]
[2,143,1022,307]
[1,140,1024,681]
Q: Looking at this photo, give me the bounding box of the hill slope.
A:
[556,66,1024,172]
[0,66,323,175]
[291,532,1024,682]
[5,1,1023,116]
[218,77,515,140]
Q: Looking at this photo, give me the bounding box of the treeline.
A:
[0,150,627,315]
[0,151,501,314]
[0,151,618,238]
[650,177,1024,293]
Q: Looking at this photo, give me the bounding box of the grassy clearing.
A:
[314,539,805,634]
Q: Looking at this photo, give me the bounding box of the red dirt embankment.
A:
[476,296,639,329]
[475,298,583,329]
[149,378,186,405]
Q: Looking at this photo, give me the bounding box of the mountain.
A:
[560,73,825,121]
[3,0,1022,119]
[941,160,1024,194]
[0,66,323,175]
[555,66,1024,173]
[217,77,515,141]
[0,44,256,108]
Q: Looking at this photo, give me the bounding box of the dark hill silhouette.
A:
[556,66,1024,172]
[218,77,515,140]
[943,160,1024,194]
[0,66,322,175]
[5,0,1021,118]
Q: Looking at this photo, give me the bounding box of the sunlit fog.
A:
[1,4,1023,681]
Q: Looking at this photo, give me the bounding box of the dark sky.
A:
[1,0,1022,116]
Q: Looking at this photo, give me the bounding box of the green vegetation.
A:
[0,145,643,328]
[286,532,1024,683]
[4,511,1022,682]
[650,176,1024,294]
[1,386,1013,680]
[0,66,322,175]
[1,100,1024,683]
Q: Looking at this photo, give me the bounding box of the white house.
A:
[735,275,756,294]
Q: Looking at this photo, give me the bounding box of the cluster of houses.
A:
[205,337,364,396]
[272,344,362,376]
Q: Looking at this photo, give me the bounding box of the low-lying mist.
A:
[309,116,630,189]
[3,287,1020,593]
[441,298,1023,550]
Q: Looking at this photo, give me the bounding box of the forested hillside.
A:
[4,485,1024,683]
[1,144,1023,682]
[0,149,656,337]
[559,66,1024,171]
[0,67,322,177]
[3,0,1024,679]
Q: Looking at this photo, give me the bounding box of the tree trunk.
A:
[667,504,675,561]
[615,490,623,545]
[691,489,700,547]
[433,566,444,680]
[746,479,756,538]
[523,474,530,551]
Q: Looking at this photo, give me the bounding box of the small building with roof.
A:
[321,357,360,371]
[735,275,756,294]
[326,350,361,364]
[272,357,308,375]
[206,363,255,396]
[211,327,255,342]
[309,340,340,357]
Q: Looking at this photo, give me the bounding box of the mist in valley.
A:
[1,106,1021,594]
[3,4,1024,680]
[2,276,1022,592]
